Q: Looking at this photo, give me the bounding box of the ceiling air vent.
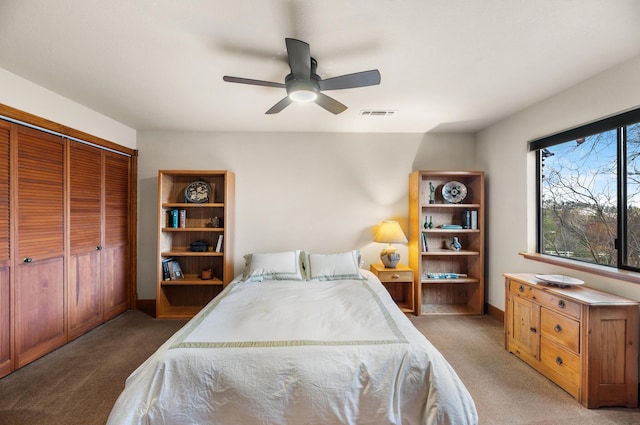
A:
[360,110,397,117]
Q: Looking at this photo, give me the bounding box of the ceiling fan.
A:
[223,38,381,115]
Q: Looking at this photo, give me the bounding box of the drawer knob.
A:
[529,327,537,333]
[518,285,524,292]
[556,356,563,366]
[558,300,566,309]
[23,257,32,263]
[391,273,400,279]
[554,324,563,333]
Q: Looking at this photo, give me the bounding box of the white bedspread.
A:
[107,271,478,425]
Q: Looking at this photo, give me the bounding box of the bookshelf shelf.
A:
[161,276,224,286]
[161,228,222,232]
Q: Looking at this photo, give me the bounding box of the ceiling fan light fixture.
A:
[286,79,319,103]
[289,88,318,103]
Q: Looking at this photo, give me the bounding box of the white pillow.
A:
[307,250,365,281]
[242,250,308,282]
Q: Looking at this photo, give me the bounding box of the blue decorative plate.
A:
[442,181,467,203]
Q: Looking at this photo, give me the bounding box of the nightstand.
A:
[370,263,414,315]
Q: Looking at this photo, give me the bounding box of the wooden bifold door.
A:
[0,110,136,378]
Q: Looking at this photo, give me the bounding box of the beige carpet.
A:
[0,310,639,424]
[0,311,187,425]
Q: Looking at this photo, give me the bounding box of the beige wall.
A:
[476,55,640,310]
[0,68,136,148]
[136,132,476,298]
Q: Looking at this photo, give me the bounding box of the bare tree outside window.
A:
[625,123,640,267]
[534,108,640,272]
[541,130,618,265]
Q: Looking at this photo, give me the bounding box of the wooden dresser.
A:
[504,273,639,408]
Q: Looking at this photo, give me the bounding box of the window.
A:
[530,107,640,272]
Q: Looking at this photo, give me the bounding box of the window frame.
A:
[530,106,640,273]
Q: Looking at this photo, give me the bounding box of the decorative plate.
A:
[534,274,585,288]
[184,180,211,203]
[442,181,467,203]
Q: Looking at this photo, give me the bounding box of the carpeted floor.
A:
[0,311,187,425]
[0,310,639,424]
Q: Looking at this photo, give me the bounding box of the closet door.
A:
[0,121,11,377]
[14,126,65,368]
[103,151,129,320]
[68,142,103,340]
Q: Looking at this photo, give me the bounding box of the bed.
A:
[107,250,478,425]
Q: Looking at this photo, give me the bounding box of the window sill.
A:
[519,252,640,285]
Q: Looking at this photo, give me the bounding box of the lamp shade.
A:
[374,221,407,268]
[374,221,408,244]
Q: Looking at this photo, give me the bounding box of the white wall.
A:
[136,132,476,299]
[476,55,640,310]
[0,68,136,148]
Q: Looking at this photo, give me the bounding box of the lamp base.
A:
[380,246,400,268]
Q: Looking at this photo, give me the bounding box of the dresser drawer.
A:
[537,291,580,319]
[376,269,413,282]
[541,307,580,353]
[509,280,581,320]
[540,337,581,388]
[509,280,537,300]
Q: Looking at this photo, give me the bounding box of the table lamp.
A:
[374,220,408,268]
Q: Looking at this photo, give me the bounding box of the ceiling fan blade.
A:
[265,96,293,114]
[285,38,311,80]
[314,93,347,115]
[223,76,285,88]
[318,70,381,91]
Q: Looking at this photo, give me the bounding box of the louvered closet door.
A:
[68,142,103,340]
[14,126,65,368]
[0,121,11,377]
[103,151,130,320]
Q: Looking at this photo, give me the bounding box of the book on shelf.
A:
[215,234,224,252]
[421,232,428,252]
[168,209,179,228]
[168,260,184,280]
[425,272,468,279]
[179,209,186,228]
[440,224,462,229]
[471,210,478,229]
[461,210,471,229]
[161,257,174,281]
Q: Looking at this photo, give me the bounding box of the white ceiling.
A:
[0,0,639,134]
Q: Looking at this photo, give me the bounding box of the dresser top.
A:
[504,273,639,306]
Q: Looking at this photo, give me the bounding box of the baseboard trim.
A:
[136,299,155,318]
[486,303,504,323]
